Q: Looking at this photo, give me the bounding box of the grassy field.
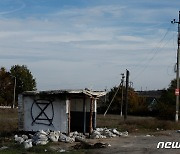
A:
[1,108,180,153]
[0,108,18,134]
[97,114,180,133]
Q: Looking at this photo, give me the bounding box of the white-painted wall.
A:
[19,94,98,133]
[22,96,68,133]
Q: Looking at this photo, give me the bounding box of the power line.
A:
[132,24,174,81]
[103,79,121,116]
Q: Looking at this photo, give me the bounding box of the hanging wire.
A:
[104,80,122,116]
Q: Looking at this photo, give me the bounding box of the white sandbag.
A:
[24,139,33,149]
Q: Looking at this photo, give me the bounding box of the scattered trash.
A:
[0,146,8,151]
[74,137,111,149]
[93,142,111,148]
[120,131,129,137]
[177,130,180,133]
[57,149,66,153]
[145,135,151,137]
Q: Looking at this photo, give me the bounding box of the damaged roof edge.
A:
[22,89,106,98]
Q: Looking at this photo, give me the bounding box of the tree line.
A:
[98,78,179,120]
[0,65,36,107]
[0,64,178,120]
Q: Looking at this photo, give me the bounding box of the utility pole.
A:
[13,76,16,109]
[120,73,125,117]
[124,69,129,121]
[171,11,180,122]
[104,86,107,104]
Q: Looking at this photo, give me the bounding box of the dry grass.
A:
[0,108,18,134]
[1,109,180,153]
[0,109,180,134]
[97,114,180,133]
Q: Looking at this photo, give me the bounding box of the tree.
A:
[157,79,177,120]
[0,65,36,107]
[0,67,13,106]
[10,64,36,93]
[101,86,143,115]
[128,90,149,115]
[10,65,37,106]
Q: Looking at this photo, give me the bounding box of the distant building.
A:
[136,90,162,99]
[18,89,106,134]
[136,90,162,111]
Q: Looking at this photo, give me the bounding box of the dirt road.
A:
[77,130,180,154]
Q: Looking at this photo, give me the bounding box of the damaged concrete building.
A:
[18,89,106,134]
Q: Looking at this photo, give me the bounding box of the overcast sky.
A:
[0,0,179,91]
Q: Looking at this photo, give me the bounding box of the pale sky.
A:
[0,0,179,91]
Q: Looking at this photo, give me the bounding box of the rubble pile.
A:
[69,131,85,141]
[14,128,128,149]
[14,130,86,149]
[90,128,128,139]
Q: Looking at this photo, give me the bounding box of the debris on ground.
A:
[57,149,66,153]
[69,131,85,141]
[177,130,180,133]
[90,128,128,139]
[14,130,85,149]
[74,137,111,149]
[145,134,154,137]
[14,128,128,149]
[0,146,8,151]
[24,139,33,149]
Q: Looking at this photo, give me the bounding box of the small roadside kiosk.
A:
[18,89,106,134]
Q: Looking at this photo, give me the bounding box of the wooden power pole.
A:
[171,11,180,122]
[124,69,129,121]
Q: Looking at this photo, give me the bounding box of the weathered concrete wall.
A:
[19,93,98,133]
[22,96,67,133]
[70,98,96,112]
[18,94,24,131]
